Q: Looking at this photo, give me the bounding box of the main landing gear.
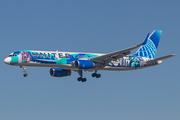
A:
[77,77,87,82]
[77,70,87,82]
[76,70,101,82]
[92,72,101,78]
[20,66,28,77]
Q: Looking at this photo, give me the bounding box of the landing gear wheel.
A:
[92,73,97,77]
[96,74,101,78]
[92,73,101,78]
[77,77,82,81]
[82,78,87,82]
[23,73,28,77]
[77,77,87,82]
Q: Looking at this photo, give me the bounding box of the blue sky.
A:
[0,0,179,120]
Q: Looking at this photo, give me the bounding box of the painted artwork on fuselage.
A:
[9,50,158,68]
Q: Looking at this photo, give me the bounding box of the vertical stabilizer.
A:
[133,30,162,59]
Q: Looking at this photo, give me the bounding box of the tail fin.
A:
[133,30,162,59]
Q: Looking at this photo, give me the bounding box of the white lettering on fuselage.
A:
[32,52,73,58]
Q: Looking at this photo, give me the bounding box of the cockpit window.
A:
[8,54,17,57]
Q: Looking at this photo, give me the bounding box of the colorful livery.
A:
[4,30,175,82]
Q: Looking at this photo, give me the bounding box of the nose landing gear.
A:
[20,66,28,77]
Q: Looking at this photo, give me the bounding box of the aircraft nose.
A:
[4,57,11,64]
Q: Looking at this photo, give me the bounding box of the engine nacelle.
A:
[74,60,95,69]
[50,68,71,77]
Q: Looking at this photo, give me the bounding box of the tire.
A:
[23,73,28,77]
[92,73,96,77]
[96,74,101,78]
[77,77,82,81]
[82,78,87,82]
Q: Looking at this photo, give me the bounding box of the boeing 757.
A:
[4,30,175,82]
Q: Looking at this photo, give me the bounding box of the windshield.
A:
[8,54,17,57]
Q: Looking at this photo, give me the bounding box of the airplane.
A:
[4,30,175,82]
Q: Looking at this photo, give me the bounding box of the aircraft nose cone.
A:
[4,57,11,64]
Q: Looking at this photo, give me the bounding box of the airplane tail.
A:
[133,30,162,59]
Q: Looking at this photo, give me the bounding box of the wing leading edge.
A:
[90,33,149,66]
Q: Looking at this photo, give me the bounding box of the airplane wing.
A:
[90,42,147,69]
[90,33,150,66]
[90,43,144,63]
[146,54,176,63]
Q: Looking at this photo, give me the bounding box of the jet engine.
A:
[74,60,95,69]
[50,68,71,77]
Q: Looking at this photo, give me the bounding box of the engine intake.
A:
[50,68,71,77]
[75,60,95,69]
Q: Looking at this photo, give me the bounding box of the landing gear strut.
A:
[21,66,28,77]
[77,70,87,82]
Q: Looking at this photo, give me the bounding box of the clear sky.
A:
[0,0,179,120]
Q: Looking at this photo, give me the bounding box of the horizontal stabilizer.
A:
[146,54,176,63]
